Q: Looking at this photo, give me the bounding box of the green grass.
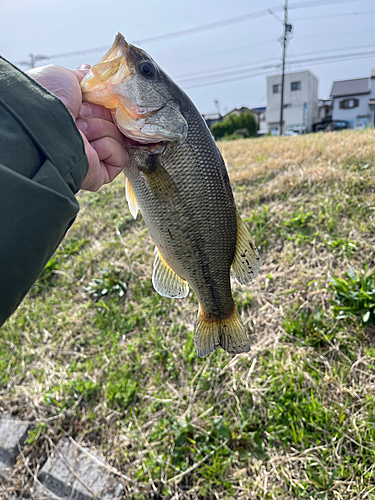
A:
[1,129,375,499]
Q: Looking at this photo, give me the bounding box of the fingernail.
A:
[76,119,87,133]
[80,103,92,118]
[77,63,91,70]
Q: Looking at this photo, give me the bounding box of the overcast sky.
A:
[1,0,374,114]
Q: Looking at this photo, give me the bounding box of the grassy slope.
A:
[1,129,375,499]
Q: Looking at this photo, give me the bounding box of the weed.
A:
[329,265,375,325]
[283,305,336,348]
[243,204,271,248]
[2,130,375,499]
[323,237,357,257]
[32,256,60,294]
[284,208,314,229]
[85,266,128,301]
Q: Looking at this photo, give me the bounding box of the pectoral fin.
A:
[125,176,139,219]
[152,248,189,298]
[142,157,179,203]
[232,213,261,285]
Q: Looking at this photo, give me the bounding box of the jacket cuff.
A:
[0,56,89,193]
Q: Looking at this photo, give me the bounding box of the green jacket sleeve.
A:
[0,57,89,326]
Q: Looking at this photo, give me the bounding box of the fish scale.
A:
[126,117,237,320]
[81,32,261,357]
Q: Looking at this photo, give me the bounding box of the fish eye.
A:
[138,61,156,78]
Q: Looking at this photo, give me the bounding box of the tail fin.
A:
[194,305,250,358]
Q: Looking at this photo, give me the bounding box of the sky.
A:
[1,0,375,114]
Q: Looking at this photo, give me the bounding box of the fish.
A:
[81,33,261,358]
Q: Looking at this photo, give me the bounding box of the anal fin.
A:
[125,175,139,219]
[152,247,189,298]
[232,213,261,285]
[194,304,250,358]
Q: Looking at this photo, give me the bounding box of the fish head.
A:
[81,32,188,145]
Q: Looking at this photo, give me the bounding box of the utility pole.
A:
[19,53,49,70]
[214,99,221,116]
[279,0,288,136]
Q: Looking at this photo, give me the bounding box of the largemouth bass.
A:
[81,33,261,357]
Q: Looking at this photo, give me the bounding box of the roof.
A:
[330,77,370,97]
[318,99,332,105]
[250,107,266,113]
[202,113,221,120]
[224,106,250,117]
[267,69,318,81]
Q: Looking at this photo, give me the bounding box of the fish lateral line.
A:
[80,32,261,358]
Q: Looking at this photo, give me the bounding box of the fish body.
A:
[81,33,261,357]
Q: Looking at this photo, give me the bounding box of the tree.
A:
[210,110,257,141]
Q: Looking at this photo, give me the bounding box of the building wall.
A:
[317,100,332,121]
[266,70,319,134]
[332,93,372,128]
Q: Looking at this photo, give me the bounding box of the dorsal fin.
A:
[232,213,261,285]
[125,176,139,219]
[152,247,189,299]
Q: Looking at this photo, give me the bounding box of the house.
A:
[224,106,267,133]
[224,106,250,117]
[330,71,375,128]
[250,107,267,134]
[266,70,319,134]
[312,99,333,132]
[202,113,222,128]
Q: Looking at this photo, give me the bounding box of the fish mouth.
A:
[81,32,189,147]
[113,102,188,147]
[124,135,168,153]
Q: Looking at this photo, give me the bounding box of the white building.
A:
[266,70,319,134]
[330,71,375,129]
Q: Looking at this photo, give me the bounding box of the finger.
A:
[90,136,129,178]
[76,117,127,147]
[77,63,91,71]
[79,102,113,122]
[72,65,91,84]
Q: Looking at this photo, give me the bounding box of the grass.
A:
[1,128,375,499]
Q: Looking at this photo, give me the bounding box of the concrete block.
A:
[34,437,123,499]
[0,414,30,478]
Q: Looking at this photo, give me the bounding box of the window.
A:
[273,84,282,93]
[291,81,301,91]
[339,98,359,109]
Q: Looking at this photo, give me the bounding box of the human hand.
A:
[27,65,128,192]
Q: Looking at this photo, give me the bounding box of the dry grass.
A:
[1,129,375,499]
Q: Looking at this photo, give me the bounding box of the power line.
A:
[292,9,375,21]
[16,6,281,67]
[183,68,277,89]
[288,50,375,68]
[131,8,282,45]
[15,0,364,68]
[299,29,375,40]
[289,0,361,9]
[178,61,282,84]
[181,49,375,89]
[287,42,375,59]
[176,45,375,86]
[174,57,281,81]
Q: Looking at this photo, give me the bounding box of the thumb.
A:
[73,64,92,84]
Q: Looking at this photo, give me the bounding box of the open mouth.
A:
[124,136,167,152]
